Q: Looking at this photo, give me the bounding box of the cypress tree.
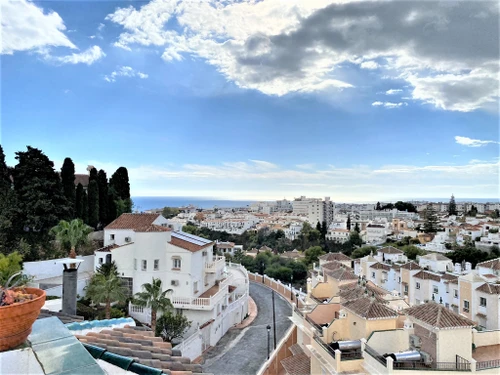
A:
[82,190,89,224]
[87,180,99,229]
[107,189,117,221]
[97,170,109,225]
[346,215,351,230]
[448,194,457,216]
[424,203,439,233]
[89,167,98,183]
[110,167,131,214]
[376,202,381,210]
[0,145,11,190]
[60,158,76,215]
[75,183,84,219]
[0,146,16,251]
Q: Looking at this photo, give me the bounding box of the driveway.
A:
[202,282,292,375]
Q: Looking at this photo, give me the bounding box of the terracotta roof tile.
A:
[413,270,442,282]
[321,261,343,271]
[169,237,214,253]
[405,302,475,329]
[476,283,500,294]
[369,262,391,271]
[319,252,352,262]
[401,261,421,270]
[307,304,338,326]
[281,353,310,375]
[342,297,398,319]
[135,224,171,233]
[324,267,358,281]
[105,213,161,230]
[477,258,500,271]
[379,246,404,254]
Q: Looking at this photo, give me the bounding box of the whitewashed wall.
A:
[24,255,94,280]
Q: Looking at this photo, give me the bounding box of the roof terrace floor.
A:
[473,344,500,362]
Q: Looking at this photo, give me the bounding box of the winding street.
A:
[202,282,292,375]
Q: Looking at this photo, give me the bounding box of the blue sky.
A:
[1,0,499,201]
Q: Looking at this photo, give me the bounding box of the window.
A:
[141,260,147,271]
[454,289,458,298]
[194,281,198,293]
[398,277,401,283]
[404,285,408,295]
[110,234,115,240]
[99,257,103,265]
[416,282,420,289]
[173,258,181,269]
[154,259,159,271]
[480,297,487,307]
[371,272,376,279]
[463,300,470,313]
[433,286,439,294]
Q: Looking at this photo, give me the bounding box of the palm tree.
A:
[85,273,127,319]
[97,261,119,278]
[133,278,173,334]
[50,219,93,261]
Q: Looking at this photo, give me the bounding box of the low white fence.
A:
[175,329,203,361]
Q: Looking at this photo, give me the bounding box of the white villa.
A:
[94,213,249,347]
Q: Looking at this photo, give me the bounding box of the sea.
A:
[132,196,260,211]
[131,196,498,212]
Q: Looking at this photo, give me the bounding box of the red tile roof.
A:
[319,252,352,262]
[369,262,391,271]
[321,261,343,271]
[135,224,171,233]
[413,270,442,282]
[477,258,500,271]
[405,302,475,329]
[401,261,421,270]
[105,213,161,230]
[281,353,310,375]
[324,267,358,281]
[74,174,89,187]
[378,246,404,254]
[476,283,500,294]
[342,297,398,319]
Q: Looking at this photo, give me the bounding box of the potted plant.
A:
[0,272,46,351]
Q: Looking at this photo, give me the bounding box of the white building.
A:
[326,228,350,243]
[364,224,387,243]
[216,241,243,256]
[96,213,249,347]
[292,196,335,225]
[418,253,453,273]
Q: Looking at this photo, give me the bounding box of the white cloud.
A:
[1,0,76,54]
[360,61,379,70]
[296,163,316,170]
[49,46,105,65]
[372,101,407,108]
[455,136,500,148]
[386,89,402,95]
[104,66,149,82]
[106,0,499,111]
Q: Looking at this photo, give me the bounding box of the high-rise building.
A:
[292,196,335,225]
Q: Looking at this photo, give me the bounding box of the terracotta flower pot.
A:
[0,287,46,351]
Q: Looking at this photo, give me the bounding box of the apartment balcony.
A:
[205,256,225,273]
[170,276,233,311]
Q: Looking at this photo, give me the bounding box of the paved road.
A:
[202,282,292,375]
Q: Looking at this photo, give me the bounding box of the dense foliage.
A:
[0,146,132,260]
[156,312,191,343]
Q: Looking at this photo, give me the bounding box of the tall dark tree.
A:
[0,145,11,190]
[346,215,351,230]
[354,222,360,233]
[87,180,99,229]
[89,167,98,182]
[75,183,84,219]
[376,202,381,210]
[60,158,76,216]
[110,167,130,199]
[110,167,132,214]
[0,146,16,252]
[107,188,118,222]
[320,221,328,239]
[82,190,89,224]
[97,170,109,225]
[423,203,439,233]
[448,194,458,216]
[12,147,71,242]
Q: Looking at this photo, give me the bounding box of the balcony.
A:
[170,275,233,311]
[205,256,225,273]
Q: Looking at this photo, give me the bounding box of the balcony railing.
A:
[205,256,225,273]
[170,283,229,310]
[476,359,500,370]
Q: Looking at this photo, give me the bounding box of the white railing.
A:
[176,328,203,361]
[205,256,225,273]
[171,283,229,310]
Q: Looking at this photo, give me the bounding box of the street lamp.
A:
[295,292,299,306]
[266,325,271,359]
[290,274,294,300]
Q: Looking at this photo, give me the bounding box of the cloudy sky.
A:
[2,0,499,201]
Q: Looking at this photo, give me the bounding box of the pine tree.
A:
[75,183,84,219]
[60,158,76,215]
[97,170,109,225]
[12,147,71,241]
[448,194,457,216]
[87,180,99,229]
[423,203,439,233]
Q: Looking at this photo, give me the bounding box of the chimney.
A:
[57,258,84,316]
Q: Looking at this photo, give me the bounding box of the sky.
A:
[1,0,499,202]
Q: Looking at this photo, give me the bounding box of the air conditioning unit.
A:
[125,237,131,243]
[171,280,179,286]
[409,334,421,349]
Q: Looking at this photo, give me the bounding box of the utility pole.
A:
[272,290,277,349]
